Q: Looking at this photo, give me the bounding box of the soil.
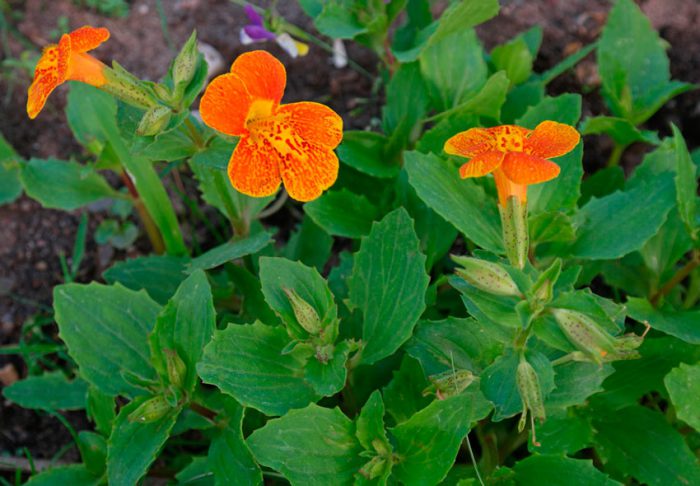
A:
[1,0,698,474]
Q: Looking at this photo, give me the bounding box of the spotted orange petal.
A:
[524,121,580,159]
[279,143,339,202]
[487,125,529,152]
[200,73,252,136]
[501,152,560,185]
[27,44,65,119]
[444,128,495,158]
[278,102,343,149]
[459,151,504,179]
[231,50,286,105]
[228,136,282,197]
[69,26,110,53]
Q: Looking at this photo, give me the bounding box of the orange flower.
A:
[444,122,580,206]
[27,26,110,119]
[199,50,343,202]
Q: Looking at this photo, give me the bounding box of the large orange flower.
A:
[199,50,343,202]
[27,26,110,119]
[444,122,580,206]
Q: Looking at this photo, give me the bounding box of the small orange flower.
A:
[199,50,343,202]
[27,26,110,119]
[444,122,580,206]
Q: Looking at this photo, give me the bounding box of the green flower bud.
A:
[284,288,322,335]
[451,255,520,296]
[358,456,388,480]
[164,349,187,389]
[102,62,157,109]
[127,395,171,423]
[173,31,199,88]
[516,357,545,446]
[136,105,172,136]
[422,369,475,399]
[153,83,173,104]
[499,195,529,269]
[552,308,616,364]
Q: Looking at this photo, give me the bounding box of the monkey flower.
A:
[199,50,343,202]
[27,26,110,119]
[444,122,580,207]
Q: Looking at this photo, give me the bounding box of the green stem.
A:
[121,171,166,254]
[606,143,626,168]
[650,249,700,306]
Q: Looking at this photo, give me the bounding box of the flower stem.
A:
[606,143,625,168]
[121,171,166,254]
[650,249,700,306]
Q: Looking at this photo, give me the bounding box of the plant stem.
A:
[606,143,625,168]
[189,402,218,422]
[184,118,205,148]
[121,171,166,254]
[650,249,700,306]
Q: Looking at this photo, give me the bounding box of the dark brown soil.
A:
[1,0,698,472]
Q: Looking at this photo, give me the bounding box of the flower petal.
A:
[501,152,560,185]
[524,120,580,159]
[230,50,286,105]
[444,128,495,158]
[68,26,110,53]
[228,136,282,197]
[279,143,339,202]
[278,102,343,149]
[26,44,65,119]
[487,125,529,152]
[459,151,504,179]
[199,73,252,136]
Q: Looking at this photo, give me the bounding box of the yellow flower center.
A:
[493,126,524,152]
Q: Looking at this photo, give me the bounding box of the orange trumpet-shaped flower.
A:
[199,50,343,202]
[27,26,110,119]
[444,122,580,206]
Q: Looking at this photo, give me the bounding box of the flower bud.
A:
[136,105,172,136]
[499,195,529,269]
[153,83,173,104]
[359,456,388,480]
[552,308,616,364]
[127,395,171,423]
[284,288,322,335]
[451,255,520,296]
[516,357,545,446]
[422,369,475,399]
[173,31,199,88]
[102,62,158,109]
[164,349,187,390]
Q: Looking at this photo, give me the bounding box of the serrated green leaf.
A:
[382,355,431,425]
[3,371,88,410]
[198,322,318,416]
[491,37,533,86]
[24,465,101,486]
[103,255,189,305]
[305,189,379,238]
[349,208,429,364]
[188,231,273,272]
[671,124,698,239]
[580,116,659,146]
[665,362,700,432]
[382,62,430,154]
[336,131,400,179]
[248,404,365,486]
[283,216,333,271]
[513,455,620,485]
[405,151,503,253]
[54,283,161,397]
[546,361,613,411]
[107,398,179,486]
[627,298,700,344]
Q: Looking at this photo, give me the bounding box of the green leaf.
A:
[516,94,583,214]
[259,257,337,334]
[671,124,698,239]
[419,29,487,111]
[390,390,492,485]
[314,2,366,39]
[417,112,479,155]
[356,391,390,451]
[141,127,198,162]
[88,386,116,437]
[336,131,400,179]
[150,270,215,392]
[592,406,700,486]
[107,398,179,486]
[580,116,659,146]
[54,283,161,397]
[349,208,429,364]
[405,151,503,253]
[283,216,333,271]
[546,361,613,411]
[382,62,430,154]
[3,371,88,410]
[304,341,351,397]
[25,465,101,486]
[305,189,379,238]
[427,0,498,50]
[527,411,592,455]
[571,173,676,259]
[198,322,318,416]
[665,363,700,433]
[188,231,273,272]
[0,133,22,204]
[406,317,504,376]
[513,455,620,485]
[103,255,189,305]
[247,404,365,486]
[382,355,432,425]
[580,166,625,205]
[20,158,117,210]
[597,0,694,124]
[208,399,262,486]
[491,37,533,86]
[627,298,700,344]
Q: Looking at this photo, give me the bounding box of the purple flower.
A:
[243,4,276,41]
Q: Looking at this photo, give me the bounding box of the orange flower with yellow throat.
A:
[444,122,580,206]
[199,50,343,202]
[27,26,110,119]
